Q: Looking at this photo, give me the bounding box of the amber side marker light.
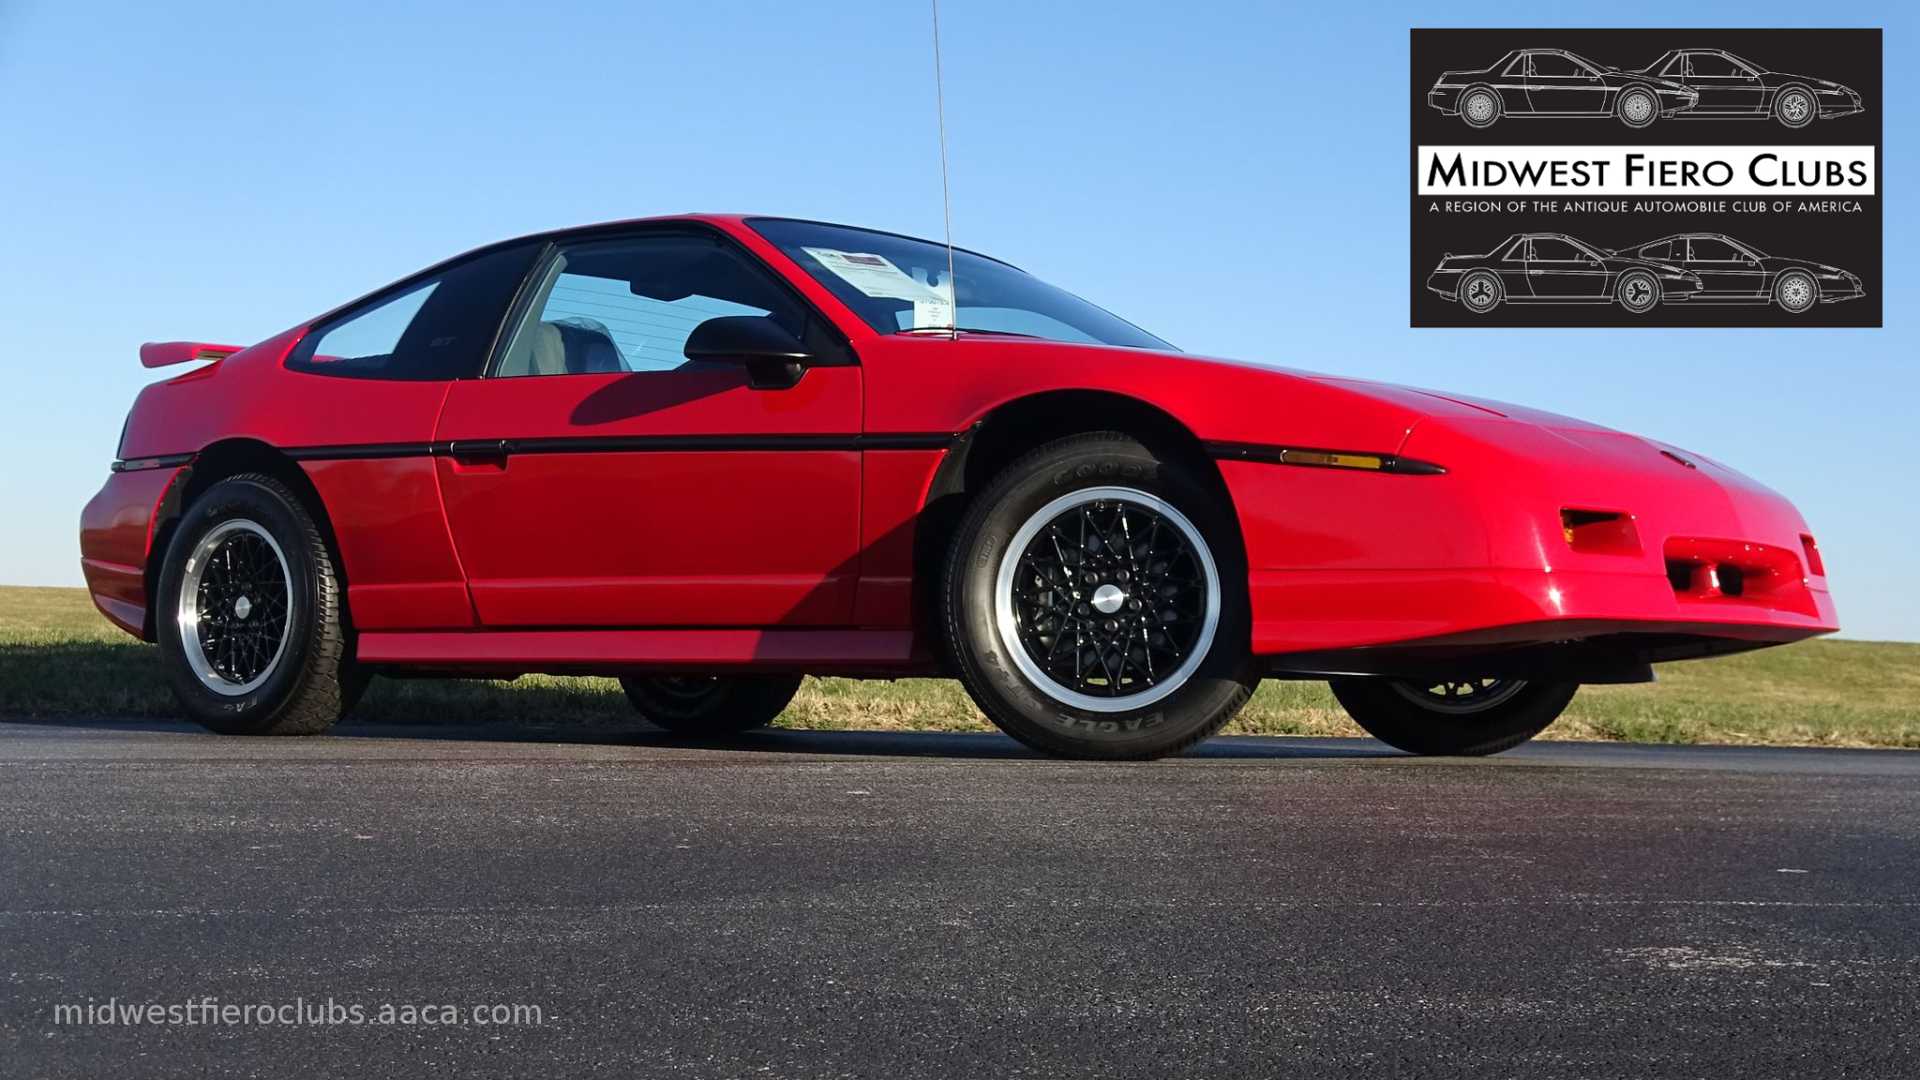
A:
[1207,442,1446,475]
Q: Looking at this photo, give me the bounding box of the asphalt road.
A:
[3,719,1918,1078]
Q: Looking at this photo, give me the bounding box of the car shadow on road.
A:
[0,715,1399,761]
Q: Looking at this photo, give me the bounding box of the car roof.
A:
[500,214,1011,267]
[306,214,1017,328]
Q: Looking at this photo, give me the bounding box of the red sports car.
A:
[80,215,1838,759]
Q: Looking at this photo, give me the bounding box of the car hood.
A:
[921,337,1757,491]
[1298,370,1774,494]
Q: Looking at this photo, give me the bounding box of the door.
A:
[1524,52,1606,114]
[1677,236,1769,299]
[1678,53,1767,114]
[278,243,539,630]
[434,230,865,628]
[1525,236,1611,299]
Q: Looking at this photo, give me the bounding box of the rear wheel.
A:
[156,474,357,735]
[1459,88,1501,129]
[943,432,1256,760]
[1459,270,1502,314]
[620,674,802,735]
[1329,677,1577,756]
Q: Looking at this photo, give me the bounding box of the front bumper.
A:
[1219,417,1836,665]
[1819,275,1866,302]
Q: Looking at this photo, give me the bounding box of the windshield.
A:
[749,218,1172,349]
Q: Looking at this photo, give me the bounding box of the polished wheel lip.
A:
[1388,678,1528,716]
[993,485,1221,714]
[176,518,293,697]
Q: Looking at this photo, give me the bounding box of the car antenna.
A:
[930,0,958,340]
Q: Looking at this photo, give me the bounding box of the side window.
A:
[1503,55,1529,78]
[494,233,831,378]
[1639,240,1672,261]
[1503,238,1531,261]
[1689,54,1746,78]
[1530,237,1584,262]
[1660,56,1688,79]
[287,244,538,380]
[1530,53,1581,78]
[1688,237,1742,262]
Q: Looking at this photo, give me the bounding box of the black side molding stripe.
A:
[283,443,437,462]
[264,432,962,462]
[110,453,196,473]
[1204,440,1447,476]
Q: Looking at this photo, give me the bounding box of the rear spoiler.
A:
[140,341,245,369]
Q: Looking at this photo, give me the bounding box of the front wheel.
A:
[1329,678,1577,756]
[943,433,1256,760]
[1616,86,1659,129]
[1774,86,1816,129]
[1774,269,1818,314]
[155,474,357,735]
[1616,269,1661,314]
[620,674,802,735]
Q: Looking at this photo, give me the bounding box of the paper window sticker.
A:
[802,247,944,303]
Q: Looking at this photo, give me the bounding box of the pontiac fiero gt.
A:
[83,216,1837,759]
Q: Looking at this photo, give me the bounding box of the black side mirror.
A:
[683,316,816,389]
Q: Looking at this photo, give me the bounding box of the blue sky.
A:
[0,0,1913,640]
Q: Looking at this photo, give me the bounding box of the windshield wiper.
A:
[892,326,1044,339]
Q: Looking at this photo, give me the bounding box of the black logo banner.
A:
[1410,29,1881,328]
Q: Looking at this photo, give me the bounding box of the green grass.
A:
[3,585,1916,747]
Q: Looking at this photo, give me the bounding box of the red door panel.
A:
[300,458,476,629]
[433,365,864,628]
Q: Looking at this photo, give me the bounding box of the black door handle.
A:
[448,439,512,463]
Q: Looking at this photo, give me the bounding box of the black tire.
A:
[620,674,802,735]
[1616,269,1661,314]
[1774,85,1816,129]
[942,432,1256,760]
[1459,269,1502,314]
[1774,269,1819,314]
[1616,85,1659,129]
[1329,678,1578,756]
[1459,87,1501,129]
[154,473,355,735]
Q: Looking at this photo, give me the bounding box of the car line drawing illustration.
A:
[1611,233,1864,313]
[1635,49,1863,128]
[1427,233,1701,314]
[81,215,1835,761]
[1427,48,1697,129]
